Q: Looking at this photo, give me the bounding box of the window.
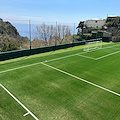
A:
[96,21,98,23]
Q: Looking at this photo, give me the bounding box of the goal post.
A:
[83,38,102,52]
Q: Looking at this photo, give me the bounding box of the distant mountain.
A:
[0,18,30,52]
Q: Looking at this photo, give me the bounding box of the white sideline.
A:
[0,83,39,120]
[0,43,119,74]
[41,62,120,97]
[0,62,42,74]
[44,53,79,63]
[96,51,120,60]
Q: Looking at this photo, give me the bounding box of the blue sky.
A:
[0,0,120,24]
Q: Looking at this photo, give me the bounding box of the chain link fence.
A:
[0,19,78,52]
[31,20,78,48]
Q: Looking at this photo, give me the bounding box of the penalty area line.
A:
[41,62,120,97]
[77,50,120,60]
[0,83,39,120]
[77,54,96,60]
[96,50,120,60]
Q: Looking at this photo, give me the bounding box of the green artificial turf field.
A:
[0,42,120,120]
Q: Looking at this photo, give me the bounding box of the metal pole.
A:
[73,23,75,42]
[55,21,57,46]
[72,23,75,48]
[74,23,75,34]
[54,21,57,51]
[29,19,31,54]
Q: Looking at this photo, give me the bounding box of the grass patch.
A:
[0,42,120,120]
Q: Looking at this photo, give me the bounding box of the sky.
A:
[0,0,120,24]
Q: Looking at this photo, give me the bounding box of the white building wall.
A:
[84,19,106,28]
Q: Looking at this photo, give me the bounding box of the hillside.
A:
[0,18,30,52]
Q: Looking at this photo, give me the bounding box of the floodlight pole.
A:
[29,19,31,54]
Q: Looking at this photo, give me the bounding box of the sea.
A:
[12,23,78,40]
[13,23,33,39]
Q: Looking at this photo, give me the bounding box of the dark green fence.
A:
[0,38,102,61]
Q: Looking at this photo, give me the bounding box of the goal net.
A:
[83,40,102,52]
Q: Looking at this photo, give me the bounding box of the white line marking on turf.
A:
[77,54,96,60]
[0,43,119,74]
[23,112,30,116]
[78,50,120,61]
[44,53,79,63]
[0,62,42,74]
[96,51,120,60]
[44,44,120,63]
[41,62,120,97]
[0,83,39,120]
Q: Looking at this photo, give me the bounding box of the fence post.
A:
[29,19,32,54]
[72,23,75,47]
[54,21,57,51]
